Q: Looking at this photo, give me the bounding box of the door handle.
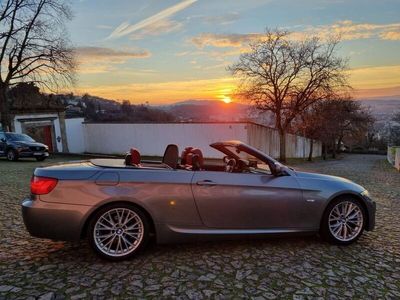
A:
[196,180,217,186]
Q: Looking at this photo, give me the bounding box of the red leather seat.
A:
[128,148,141,166]
[130,148,141,165]
[190,148,204,171]
[181,147,193,165]
[181,147,204,170]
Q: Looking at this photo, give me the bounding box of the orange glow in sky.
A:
[68,1,400,103]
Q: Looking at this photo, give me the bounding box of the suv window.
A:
[5,133,35,142]
[0,132,5,141]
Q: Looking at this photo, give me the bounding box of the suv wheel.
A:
[6,149,18,161]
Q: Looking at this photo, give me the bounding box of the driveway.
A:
[0,154,399,299]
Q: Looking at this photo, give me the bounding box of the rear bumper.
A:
[21,198,90,241]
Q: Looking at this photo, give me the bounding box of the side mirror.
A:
[0,138,5,143]
[273,163,288,176]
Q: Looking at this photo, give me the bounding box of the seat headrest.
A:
[182,147,204,170]
[163,144,179,169]
[191,154,202,171]
[130,148,141,166]
[190,148,204,169]
[181,147,193,165]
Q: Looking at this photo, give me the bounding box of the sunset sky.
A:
[70,0,400,104]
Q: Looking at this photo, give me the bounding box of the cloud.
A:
[191,21,400,49]
[187,12,240,25]
[76,47,151,59]
[75,46,151,74]
[107,0,197,40]
[201,12,240,25]
[380,31,400,41]
[349,65,400,89]
[130,18,183,40]
[305,20,400,41]
[191,33,263,48]
[354,86,400,99]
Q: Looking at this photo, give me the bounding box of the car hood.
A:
[295,170,351,182]
[294,170,365,193]
[13,141,47,147]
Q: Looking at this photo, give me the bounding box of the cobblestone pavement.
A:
[0,154,399,299]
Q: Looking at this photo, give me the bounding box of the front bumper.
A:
[21,198,91,241]
[18,151,49,158]
[362,195,376,231]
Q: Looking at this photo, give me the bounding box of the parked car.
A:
[21,141,376,260]
[0,132,49,161]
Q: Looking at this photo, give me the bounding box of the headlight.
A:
[16,146,29,151]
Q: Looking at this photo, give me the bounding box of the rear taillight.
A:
[31,176,58,195]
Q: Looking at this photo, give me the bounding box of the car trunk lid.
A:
[34,160,100,180]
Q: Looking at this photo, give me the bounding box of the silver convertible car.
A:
[22,141,376,260]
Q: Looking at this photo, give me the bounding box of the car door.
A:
[191,170,308,230]
[0,132,6,156]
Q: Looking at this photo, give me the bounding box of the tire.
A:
[320,197,366,245]
[87,203,150,261]
[36,157,46,162]
[6,149,18,161]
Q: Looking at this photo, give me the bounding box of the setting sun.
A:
[222,96,232,103]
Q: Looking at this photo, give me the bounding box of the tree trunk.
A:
[308,139,314,161]
[336,136,343,152]
[278,129,287,163]
[331,140,336,159]
[0,84,11,131]
[322,143,327,160]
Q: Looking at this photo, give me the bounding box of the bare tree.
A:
[229,29,349,162]
[295,97,374,159]
[0,0,75,130]
[295,105,322,161]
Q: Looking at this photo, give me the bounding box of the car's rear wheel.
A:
[6,149,18,161]
[321,197,366,245]
[87,203,149,261]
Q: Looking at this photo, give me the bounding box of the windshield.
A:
[224,145,272,175]
[5,133,35,142]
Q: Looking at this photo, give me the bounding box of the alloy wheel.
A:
[93,208,144,257]
[7,150,15,161]
[328,201,364,242]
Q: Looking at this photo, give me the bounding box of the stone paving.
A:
[0,154,399,299]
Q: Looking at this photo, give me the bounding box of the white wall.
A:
[65,118,85,154]
[65,121,322,159]
[248,123,322,158]
[84,123,248,158]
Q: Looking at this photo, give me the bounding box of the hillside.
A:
[357,96,400,121]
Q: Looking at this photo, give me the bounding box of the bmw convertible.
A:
[22,141,376,260]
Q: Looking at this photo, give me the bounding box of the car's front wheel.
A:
[87,203,149,261]
[6,149,18,161]
[321,197,366,245]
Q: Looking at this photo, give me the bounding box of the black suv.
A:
[0,132,49,161]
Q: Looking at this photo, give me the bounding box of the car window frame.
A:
[210,141,278,175]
